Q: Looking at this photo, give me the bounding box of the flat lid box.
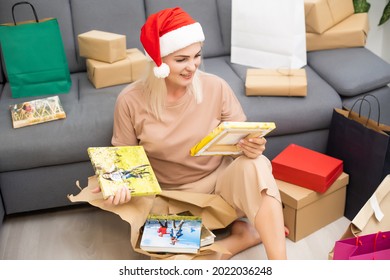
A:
[272,144,343,193]
[278,172,349,242]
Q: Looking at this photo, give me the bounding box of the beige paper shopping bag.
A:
[329,175,390,259]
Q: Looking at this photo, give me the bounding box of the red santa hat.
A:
[140,7,205,78]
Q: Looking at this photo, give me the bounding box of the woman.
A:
[97,7,287,260]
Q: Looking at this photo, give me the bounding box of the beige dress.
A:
[111,72,281,224]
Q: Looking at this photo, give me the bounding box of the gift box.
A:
[87,48,148,89]
[272,144,343,193]
[306,13,369,51]
[278,172,349,242]
[78,30,127,63]
[304,0,354,34]
[245,68,307,96]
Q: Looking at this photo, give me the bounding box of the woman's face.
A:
[163,42,202,89]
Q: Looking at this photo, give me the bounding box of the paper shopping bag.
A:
[68,175,237,260]
[329,175,390,259]
[231,0,307,69]
[334,231,390,260]
[326,95,390,220]
[0,2,71,98]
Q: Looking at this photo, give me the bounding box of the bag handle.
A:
[360,94,381,126]
[12,1,39,25]
[348,98,372,126]
[373,231,387,260]
[347,94,381,127]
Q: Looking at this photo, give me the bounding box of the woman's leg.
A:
[215,155,287,260]
[254,191,287,259]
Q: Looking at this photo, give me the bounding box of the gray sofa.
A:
[1,0,390,228]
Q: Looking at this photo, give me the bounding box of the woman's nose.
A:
[186,60,197,71]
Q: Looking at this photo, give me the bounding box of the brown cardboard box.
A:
[304,0,354,34]
[78,30,127,63]
[306,13,369,51]
[245,69,307,96]
[87,48,148,89]
[278,172,349,242]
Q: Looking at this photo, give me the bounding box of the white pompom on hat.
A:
[140,7,205,78]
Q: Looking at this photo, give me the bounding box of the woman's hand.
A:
[91,186,132,206]
[237,136,267,159]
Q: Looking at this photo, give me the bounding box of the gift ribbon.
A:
[276,68,293,97]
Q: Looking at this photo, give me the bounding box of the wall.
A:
[365,0,390,63]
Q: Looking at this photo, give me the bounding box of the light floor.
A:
[0,205,350,260]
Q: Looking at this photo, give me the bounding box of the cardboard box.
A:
[87,48,148,89]
[278,172,349,242]
[78,30,127,63]
[245,68,307,97]
[272,144,343,193]
[306,13,369,51]
[304,0,354,34]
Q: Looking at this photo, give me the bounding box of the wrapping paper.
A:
[78,30,127,63]
[304,0,354,34]
[87,48,148,88]
[245,68,307,96]
[68,175,238,259]
[306,13,369,51]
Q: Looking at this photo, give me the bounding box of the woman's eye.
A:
[176,58,186,62]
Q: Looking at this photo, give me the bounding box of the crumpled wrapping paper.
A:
[68,175,238,260]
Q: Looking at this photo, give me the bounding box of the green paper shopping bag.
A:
[0,1,71,98]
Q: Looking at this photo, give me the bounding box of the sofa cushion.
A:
[210,58,342,136]
[307,47,390,97]
[0,0,80,74]
[342,86,390,126]
[0,73,127,173]
[145,0,228,58]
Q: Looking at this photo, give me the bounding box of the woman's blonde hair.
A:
[140,61,203,120]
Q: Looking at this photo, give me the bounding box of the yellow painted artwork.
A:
[190,121,276,156]
[87,146,161,199]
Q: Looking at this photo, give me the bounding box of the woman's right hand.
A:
[91,186,132,206]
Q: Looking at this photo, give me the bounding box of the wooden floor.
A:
[0,205,350,260]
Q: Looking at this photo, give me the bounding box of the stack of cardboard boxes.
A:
[305,0,369,51]
[78,30,148,89]
[272,144,349,242]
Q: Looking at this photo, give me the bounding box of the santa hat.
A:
[140,7,205,78]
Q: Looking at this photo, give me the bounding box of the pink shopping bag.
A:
[333,231,390,260]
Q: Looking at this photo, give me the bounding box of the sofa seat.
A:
[225,59,342,136]
[0,73,126,173]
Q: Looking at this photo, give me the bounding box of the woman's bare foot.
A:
[216,221,289,259]
[217,220,262,260]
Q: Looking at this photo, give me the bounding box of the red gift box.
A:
[272,144,343,193]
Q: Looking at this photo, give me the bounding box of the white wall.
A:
[365,0,390,63]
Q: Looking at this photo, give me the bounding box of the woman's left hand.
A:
[237,136,267,159]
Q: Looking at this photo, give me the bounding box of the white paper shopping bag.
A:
[231,0,307,69]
